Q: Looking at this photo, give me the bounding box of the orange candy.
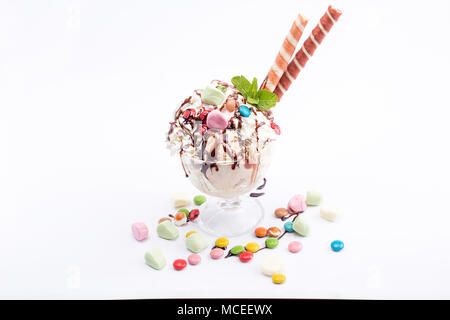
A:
[274,208,288,218]
[254,227,268,238]
[175,212,186,220]
[267,227,282,238]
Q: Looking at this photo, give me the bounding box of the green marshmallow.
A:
[306,190,323,206]
[186,233,209,253]
[201,85,226,106]
[157,220,179,240]
[145,248,166,270]
[193,195,207,206]
[292,216,310,237]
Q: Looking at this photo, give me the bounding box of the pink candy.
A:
[210,248,224,259]
[131,222,148,241]
[206,110,228,130]
[288,241,303,253]
[288,194,307,213]
[188,254,202,265]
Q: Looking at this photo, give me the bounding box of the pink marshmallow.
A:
[131,222,148,241]
[288,194,307,213]
[206,110,228,130]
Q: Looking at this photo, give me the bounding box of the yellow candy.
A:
[272,274,286,284]
[186,231,198,238]
[245,242,260,253]
[215,237,229,248]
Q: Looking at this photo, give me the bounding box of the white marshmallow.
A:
[171,191,191,208]
[261,255,284,277]
[320,206,343,222]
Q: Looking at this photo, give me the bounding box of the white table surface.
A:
[1,0,450,299]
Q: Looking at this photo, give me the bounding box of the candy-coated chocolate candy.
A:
[188,254,201,265]
[254,227,268,238]
[158,217,171,224]
[230,245,245,255]
[157,220,179,240]
[272,274,286,284]
[265,237,279,249]
[331,240,344,252]
[225,98,236,112]
[131,222,148,241]
[186,233,209,253]
[292,216,310,237]
[274,208,288,218]
[245,242,260,253]
[174,211,187,226]
[202,85,226,106]
[145,248,166,270]
[267,227,282,238]
[210,248,224,259]
[215,237,229,248]
[189,209,200,221]
[173,259,187,270]
[239,251,254,263]
[193,195,207,205]
[270,122,281,135]
[320,206,342,222]
[284,221,294,232]
[185,231,197,238]
[288,194,307,213]
[288,241,302,253]
[177,208,190,216]
[306,190,323,206]
[206,110,228,130]
[171,191,191,208]
[261,255,284,276]
[238,106,251,117]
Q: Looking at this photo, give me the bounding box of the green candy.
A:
[292,216,310,237]
[306,190,323,206]
[265,237,279,249]
[193,195,207,206]
[178,208,190,216]
[157,220,179,240]
[216,85,227,93]
[230,245,245,255]
[202,85,226,106]
[186,233,209,253]
[145,248,166,270]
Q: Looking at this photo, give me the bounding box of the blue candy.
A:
[284,221,294,233]
[331,240,344,252]
[239,106,251,117]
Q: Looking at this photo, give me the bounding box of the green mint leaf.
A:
[256,89,278,110]
[216,85,227,93]
[250,77,258,100]
[231,75,251,99]
[247,96,259,104]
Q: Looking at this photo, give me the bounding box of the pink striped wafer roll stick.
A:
[261,14,308,92]
[274,5,342,100]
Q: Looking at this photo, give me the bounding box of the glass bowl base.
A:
[196,197,264,238]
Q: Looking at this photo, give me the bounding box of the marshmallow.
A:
[201,85,226,106]
[186,233,209,253]
[171,191,191,208]
[145,248,166,270]
[157,220,179,240]
[306,190,323,206]
[131,222,148,241]
[292,216,310,236]
[320,206,342,222]
[288,194,307,213]
[261,255,284,276]
[206,110,228,130]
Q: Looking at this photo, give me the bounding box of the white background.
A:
[1,0,450,299]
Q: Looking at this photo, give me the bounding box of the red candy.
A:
[173,259,187,270]
[270,122,281,135]
[199,124,207,136]
[189,209,200,221]
[239,251,254,263]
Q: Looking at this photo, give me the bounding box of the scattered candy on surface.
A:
[239,251,254,263]
[288,194,307,213]
[261,255,284,276]
[188,254,201,265]
[288,241,303,253]
[185,231,197,238]
[267,227,282,238]
[254,227,268,238]
[131,222,149,241]
[331,240,344,252]
[171,191,191,208]
[144,248,166,270]
[177,208,190,216]
[238,105,251,117]
[245,242,260,253]
[158,217,171,224]
[202,85,226,106]
[210,248,224,259]
[265,237,279,249]
[230,245,245,255]
[320,206,342,222]
[284,221,294,233]
[174,211,187,226]
[173,259,187,270]
[274,208,288,218]
[157,220,179,240]
[206,110,228,130]
[306,190,323,206]
[215,237,229,249]
[189,209,200,221]
[292,216,310,237]
[193,195,207,205]
[186,232,209,253]
[272,274,286,284]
